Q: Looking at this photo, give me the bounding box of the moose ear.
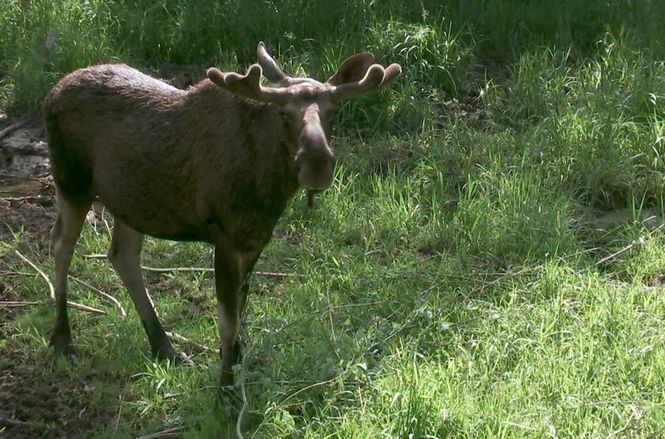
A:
[326,52,375,86]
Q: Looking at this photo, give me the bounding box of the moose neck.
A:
[184,81,301,226]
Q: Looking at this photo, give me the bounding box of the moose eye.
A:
[278,109,293,123]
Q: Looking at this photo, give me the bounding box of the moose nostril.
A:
[297,156,334,190]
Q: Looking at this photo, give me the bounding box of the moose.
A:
[44,42,401,388]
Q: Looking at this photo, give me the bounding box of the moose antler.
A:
[207,65,289,105]
[208,44,402,103]
[328,63,402,100]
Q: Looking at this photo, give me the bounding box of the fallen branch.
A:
[0,120,28,140]
[135,425,184,439]
[0,300,46,307]
[142,265,293,278]
[0,416,49,430]
[65,300,106,314]
[596,237,645,265]
[14,250,106,315]
[83,254,107,259]
[255,270,294,278]
[69,275,127,317]
[165,331,213,353]
[0,195,52,204]
[142,265,213,273]
[83,255,294,278]
[15,249,55,299]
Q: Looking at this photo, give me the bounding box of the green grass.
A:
[2,0,665,437]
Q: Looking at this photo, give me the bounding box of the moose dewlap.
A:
[44,42,400,390]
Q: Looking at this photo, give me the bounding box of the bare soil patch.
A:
[0,113,121,438]
[0,109,55,247]
[0,345,121,438]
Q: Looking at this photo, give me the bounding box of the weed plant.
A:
[2,0,665,437]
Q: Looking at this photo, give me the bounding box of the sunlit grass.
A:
[3,0,665,437]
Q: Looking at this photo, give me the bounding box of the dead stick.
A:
[596,237,645,265]
[83,255,294,278]
[141,265,293,278]
[142,265,213,273]
[0,300,46,307]
[0,195,51,202]
[69,275,127,317]
[0,120,28,140]
[165,331,213,353]
[63,301,105,314]
[83,254,107,259]
[0,299,104,315]
[255,270,294,278]
[14,250,106,315]
[15,250,55,299]
[135,425,185,439]
[0,416,49,430]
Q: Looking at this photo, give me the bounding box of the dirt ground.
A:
[0,65,202,434]
[0,108,55,242]
[0,111,122,438]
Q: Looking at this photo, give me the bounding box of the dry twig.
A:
[83,255,294,278]
[596,237,645,265]
[14,249,55,299]
[0,120,28,140]
[0,195,52,203]
[142,265,214,273]
[14,250,106,315]
[0,300,46,307]
[141,265,293,278]
[165,331,213,353]
[69,275,127,317]
[83,254,107,259]
[0,416,48,430]
[135,426,184,439]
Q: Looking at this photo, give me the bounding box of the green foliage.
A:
[3,0,665,437]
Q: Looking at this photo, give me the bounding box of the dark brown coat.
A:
[44,43,401,390]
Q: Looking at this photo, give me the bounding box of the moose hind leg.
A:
[108,219,178,361]
[50,191,92,356]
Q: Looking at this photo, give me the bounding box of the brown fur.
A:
[45,64,297,248]
[44,44,401,391]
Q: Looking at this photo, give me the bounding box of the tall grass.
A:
[3,0,665,437]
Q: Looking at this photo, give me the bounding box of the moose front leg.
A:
[234,252,260,362]
[238,252,260,322]
[214,237,243,387]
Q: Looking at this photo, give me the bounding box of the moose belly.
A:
[95,184,208,242]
